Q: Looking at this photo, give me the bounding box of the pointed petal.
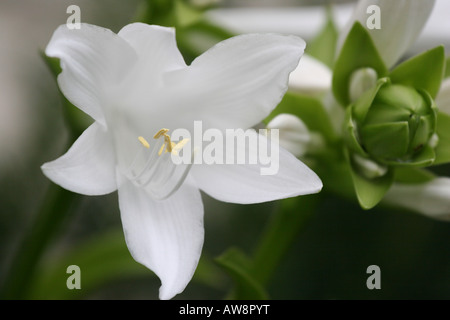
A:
[338,0,436,68]
[45,24,137,126]
[117,23,187,105]
[41,122,117,195]
[288,54,332,95]
[118,178,204,300]
[118,23,186,77]
[164,33,305,130]
[384,178,450,221]
[191,133,322,204]
[436,78,450,115]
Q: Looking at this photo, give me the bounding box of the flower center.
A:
[126,128,192,200]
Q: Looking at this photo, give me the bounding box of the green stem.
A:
[1,50,88,299]
[251,194,319,286]
[0,184,80,299]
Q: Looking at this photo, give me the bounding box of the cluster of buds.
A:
[346,76,438,178]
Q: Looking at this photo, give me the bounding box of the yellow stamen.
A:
[158,143,166,156]
[138,136,150,149]
[172,139,190,155]
[164,141,176,154]
[153,128,169,139]
[151,128,186,156]
[164,135,173,152]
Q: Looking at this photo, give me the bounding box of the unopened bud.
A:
[346,80,437,167]
[267,114,311,157]
[349,67,378,102]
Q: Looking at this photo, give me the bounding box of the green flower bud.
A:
[346,79,437,168]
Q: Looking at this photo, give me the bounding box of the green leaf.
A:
[27,230,226,299]
[29,230,226,299]
[344,106,369,157]
[390,46,445,98]
[383,144,436,167]
[315,156,356,200]
[306,7,338,69]
[410,144,436,167]
[332,22,388,106]
[352,77,389,124]
[41,52,62,75]
[27,231,149,299]
[445,56,450,79]
[346,149,395,210]
[394,167,435,184]
[134,0,176,26]
[434,111,450,165]
[215,248,268,300]
[266,92,337,142]
[175,0,202,27]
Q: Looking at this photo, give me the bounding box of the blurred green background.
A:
[1,0,450,300]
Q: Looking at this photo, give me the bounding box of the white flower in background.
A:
[384,178,450,221]
[267,114,311,158]
[288,0,437,97]
[41,23,322,299]
[288,54,332,95]
[338,0,436,69]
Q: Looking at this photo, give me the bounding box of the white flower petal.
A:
[384,178,450,221]
[118,178,204,300]
[191,133,322,204]
[338,0,436,68]
[117,23,187,100]
[41,122,117,195]
[436,78,450,115]
[288,54,332,95]
[45,24,137,126]
[164,33,305,130]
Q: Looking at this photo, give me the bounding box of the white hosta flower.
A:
[288,54,332,95]
[267,114,311,158]
[338,0,436,68]
[436,78,450,115]
[41,23,322,299]
[384,178,450,221]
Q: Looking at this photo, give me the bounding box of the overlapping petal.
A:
[163,33,305,131]
[118,178,204,300]
[117,23,187,104]
[46,24,137,126]
[191,133,322,204]
[41,122,117,195]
